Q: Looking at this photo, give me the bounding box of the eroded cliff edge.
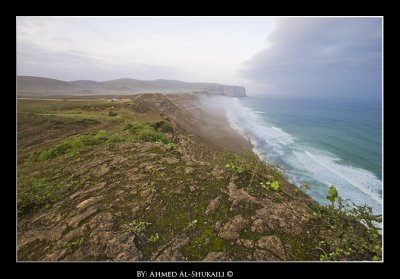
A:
[17,93,380,261]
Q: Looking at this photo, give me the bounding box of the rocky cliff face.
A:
[220,85,246,97]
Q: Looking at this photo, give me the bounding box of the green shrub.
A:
[326,185,339,207]
[270,181,280,191]
[259,180,280,191]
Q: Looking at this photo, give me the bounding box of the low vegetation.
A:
[25,130,110,162]
[18,98,176,218]
[18,174,83,215]
[17,97,382,261]
[124,220,152,234]
[124,122,173,144]
[310,186,382,261]
[221,154,382,261]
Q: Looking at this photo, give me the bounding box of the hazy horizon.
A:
[17,16,382,98]
[16,74,243,85]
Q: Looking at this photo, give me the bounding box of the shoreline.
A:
[17,93,380,260]
[221,95,382,217]
[162,93,314,201]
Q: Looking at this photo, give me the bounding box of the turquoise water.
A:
[225,96,382,214]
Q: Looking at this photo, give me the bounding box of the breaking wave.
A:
[224,97,382,215]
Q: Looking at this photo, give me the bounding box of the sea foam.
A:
[224,97,382,215]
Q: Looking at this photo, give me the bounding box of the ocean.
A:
[225,95,382,215]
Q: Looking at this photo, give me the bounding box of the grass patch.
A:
[136,129,171,144]
[18,174,84,215]
[26,130,110,162]
[35,112,116,122]
[124,122,173,144]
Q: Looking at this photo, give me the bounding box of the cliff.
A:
[200,84,246,97]
[17,93,380,261]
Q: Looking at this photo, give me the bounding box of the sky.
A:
[17,16,382,98]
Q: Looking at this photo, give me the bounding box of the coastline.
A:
[222,95,382,217]
[162,93,314,201]
[17,93,380,261]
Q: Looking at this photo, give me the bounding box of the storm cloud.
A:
[241,18,382,99]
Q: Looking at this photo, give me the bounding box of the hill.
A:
[17,76,81,93]
[17,76,246,97]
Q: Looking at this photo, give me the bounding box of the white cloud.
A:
[16,16,276,84]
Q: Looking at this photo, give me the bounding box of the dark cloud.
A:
[241,18,382,98]
[17,41,179,81]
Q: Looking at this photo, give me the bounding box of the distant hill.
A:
[17,76,81,93]
[17,76,246,97]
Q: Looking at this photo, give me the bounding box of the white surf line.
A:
[303,150,382,204]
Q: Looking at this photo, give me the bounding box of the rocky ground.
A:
[17,93,380,261]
